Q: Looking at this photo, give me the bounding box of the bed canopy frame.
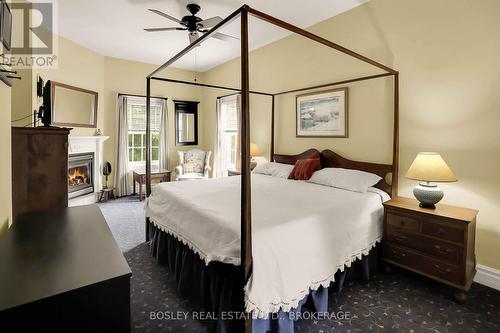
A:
[145,5,398,331]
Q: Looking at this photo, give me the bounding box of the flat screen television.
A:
[1,0,12,51]
[38,80,52,127]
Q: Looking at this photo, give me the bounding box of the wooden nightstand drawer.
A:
[420,256,463,285]
[422,220,464,244]
[384,243,421,267]
[386,213,420,233]
[386,226,463,264]
[385,243,463,285]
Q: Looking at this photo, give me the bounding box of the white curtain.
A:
[115,95,129,197]
[235,94,242,172]
[214,98,223,178]
[214,94,240,178]
[158,99,169,171]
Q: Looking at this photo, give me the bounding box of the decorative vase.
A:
[413,182,444,209]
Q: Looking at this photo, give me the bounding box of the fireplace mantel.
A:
[68,136,109,206]
[69,136,109,141]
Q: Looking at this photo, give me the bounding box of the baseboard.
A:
[474,264,500,290]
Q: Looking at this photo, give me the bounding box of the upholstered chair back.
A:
[176,149,212,179]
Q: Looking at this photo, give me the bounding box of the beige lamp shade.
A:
[250,143,261,157]
[405,152,457,182]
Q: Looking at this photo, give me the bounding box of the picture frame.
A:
[296,87,348,138]
[1,0,12,51]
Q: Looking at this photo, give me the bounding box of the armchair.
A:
[175,149,212,181]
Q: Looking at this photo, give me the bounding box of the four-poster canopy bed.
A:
[144,4,399,332]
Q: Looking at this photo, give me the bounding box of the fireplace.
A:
[68,153,94,199]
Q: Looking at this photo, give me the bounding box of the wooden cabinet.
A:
[12,127,71,220]
[383,197,478,303]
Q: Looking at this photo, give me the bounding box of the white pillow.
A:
[252,162,294,179]
[309,167,382,193]
[252,162,269,175]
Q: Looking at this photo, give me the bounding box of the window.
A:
[126,96,163,169]
[218,95,239,176]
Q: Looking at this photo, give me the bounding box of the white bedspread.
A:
[145,174,389,317]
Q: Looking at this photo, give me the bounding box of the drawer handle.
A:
[435,245,451,255]
[400,220,406,226]
[394,234,408,242]
[437,228,446,236]
[434,264,451,275]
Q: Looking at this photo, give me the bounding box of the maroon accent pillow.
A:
[288,158,321,180]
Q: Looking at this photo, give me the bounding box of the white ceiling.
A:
[54,0,368,72]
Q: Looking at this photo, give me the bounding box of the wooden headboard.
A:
[273,149,393,196]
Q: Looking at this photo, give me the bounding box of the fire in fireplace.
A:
[68,167,89,186]
[68,153,94,199]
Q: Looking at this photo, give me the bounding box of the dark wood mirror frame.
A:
[51,81,98,128]
[174,100,199,146]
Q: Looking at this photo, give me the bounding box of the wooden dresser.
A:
[11,126,71,220]
[0,205,132,331]
[383,197,478,302]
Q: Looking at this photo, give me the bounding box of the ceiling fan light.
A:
[145,4,235,46]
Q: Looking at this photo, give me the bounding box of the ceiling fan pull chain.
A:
[194,48,198,82]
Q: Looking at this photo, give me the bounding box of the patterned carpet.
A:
[99,195,145,253]
[99,197,500,333]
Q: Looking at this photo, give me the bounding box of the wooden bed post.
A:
[146,78,152,197]
[240,6,253,333]
[145,78,151,242]
[392,73,400,198]
[270,95,275,161]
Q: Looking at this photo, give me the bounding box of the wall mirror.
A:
[51,81,98,128]
[175,100,199,146]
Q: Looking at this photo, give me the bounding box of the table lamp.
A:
[405,152,457,209]
[250,143,261,170]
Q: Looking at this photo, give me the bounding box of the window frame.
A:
[122,94,167,170]
[218,94,240,176]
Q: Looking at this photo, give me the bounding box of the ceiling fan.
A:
[144,3,237,45]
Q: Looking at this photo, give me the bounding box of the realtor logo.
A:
[1,1,58,68]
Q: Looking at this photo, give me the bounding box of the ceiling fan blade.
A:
[189,33,199,44]
[211,32,239,42]
[198,16,223,28]
[144,27,186,32]
[148,9,183,24]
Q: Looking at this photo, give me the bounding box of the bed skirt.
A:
[149,223,380,333]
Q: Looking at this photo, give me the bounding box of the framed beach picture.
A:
[296,88,348,138]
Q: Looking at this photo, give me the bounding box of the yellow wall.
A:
[201,0,500,269]
[0,53,12,238]
[11,69,33,127]
[103,56,206,179]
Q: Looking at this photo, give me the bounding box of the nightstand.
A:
[383,197,478,303]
